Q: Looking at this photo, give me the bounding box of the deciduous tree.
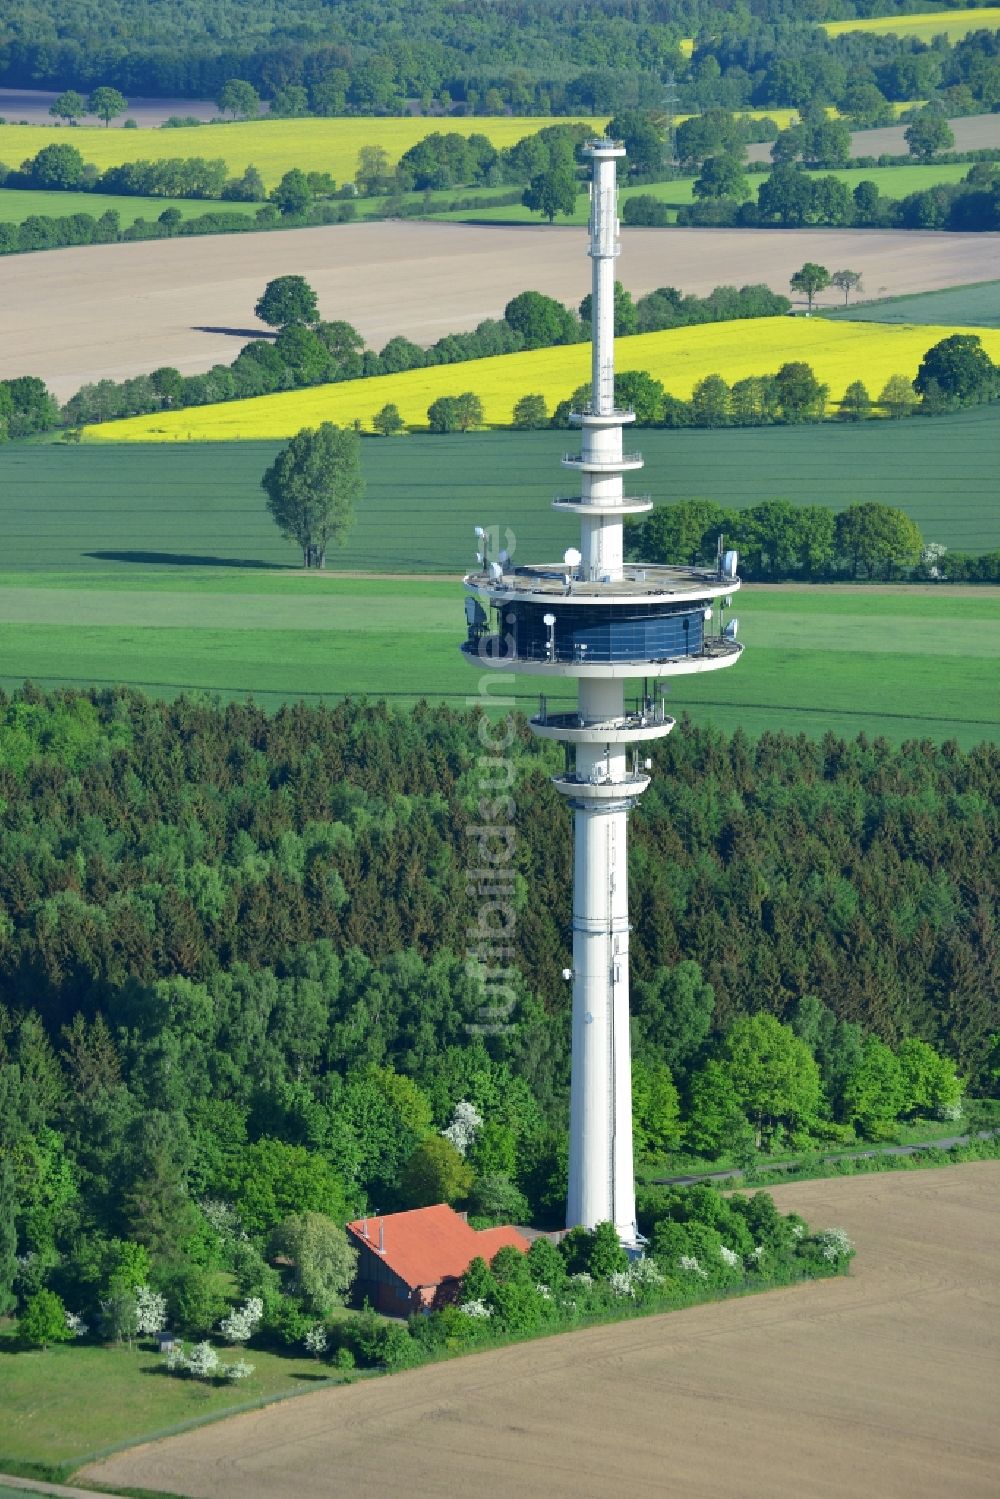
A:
[262,423,361,569]
[217,80,260,121]
[254,275,319,330]
[789,262,831,312]
[88,87,128,127]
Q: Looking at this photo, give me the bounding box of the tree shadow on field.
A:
[192,326,276,340]
[86,550,288,570]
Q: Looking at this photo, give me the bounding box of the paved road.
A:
[0,1476,119,1497]
[651,1129,995,1186]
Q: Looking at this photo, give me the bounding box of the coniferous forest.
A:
[1,686,996,1335]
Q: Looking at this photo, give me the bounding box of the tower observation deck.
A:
[461,140,744,1248]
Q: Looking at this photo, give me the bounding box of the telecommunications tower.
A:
[462,139,743,1247]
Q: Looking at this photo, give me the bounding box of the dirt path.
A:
[79,1162,1000,1499]
[3,221,999,400]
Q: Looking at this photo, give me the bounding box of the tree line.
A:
[1,685,995,1343]
[55,278,787,430]
[0,0,996,123]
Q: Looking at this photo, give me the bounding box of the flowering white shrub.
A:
[442,1100,483,1156]
[570,1271,593,1287]
[608,1270,634,1298]
[65,1311,88,1337]
[165,1341,187,1373]
[719,1245,741,1269]
[751,1245,766,1263]
[200,1198,247,1241]
[224,1359,255,1381]
[678,1255,708,1279]
[219,1296,264,1345]
[459,1298,493,1319]
[790,1223,805,1240]
[185,1341,220,1379]
[536,1284,552,1301]
[629,1258,664,1290]
[921,542,947,579]
[937,1100,963,1122]
[304,1323,329,1356]
[816,1227,855,1263]
[135,1285,168,1337]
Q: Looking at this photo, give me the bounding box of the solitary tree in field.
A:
[49,90,87,125]
[261,423,362,568]
[789,261,831,312]
[831,268,863,305]
[838,380,872,421]
[522,164,578,223]
[88,86,128,127]
[217,79,261,121]
[255,275,319,330]
[19,1290,73,1350]
[904,108,955,162]
[372,402,405,435]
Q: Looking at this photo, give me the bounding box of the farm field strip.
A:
[81,317,1000,441]
[432,163,975,226]
[0,579,993,747]
[0,117,610,191]
[5,416,1000,570]
[77,1165,1000,1499]
[5,221,998,402]
[824,7,1000,42]
[0,186,259,226]
[827,279,1000,328]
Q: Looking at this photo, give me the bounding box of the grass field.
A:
[80,317,1000,441]
[824,6,1000,42]
[0,1328,357,1479]
[0,186,259,227]
[828,279,1000,327]
[0,431,998,743]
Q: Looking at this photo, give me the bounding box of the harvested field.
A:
[747,112,1000,163]
[0,86,226,126]
[3,221,999,401]
[79,1162,1000,1499]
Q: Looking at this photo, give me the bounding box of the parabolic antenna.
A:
[703,606,713,621]
[543,612,556,627]
[724,617,739,638]
[564,546,582,569]
[723,549,738,579]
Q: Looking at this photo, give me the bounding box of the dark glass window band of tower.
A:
[461,139,744,1248]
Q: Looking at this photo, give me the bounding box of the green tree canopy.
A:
[254,275,319,330]
[399,1134,473,1207]
[88,86,128,126]
[694,153,749,202]
[217,79,261,120]
[914,334,998,408]
[504,290,578,349]
[789,262,831,312]
[905,108,955,162]
[261,423,361,568]
[49,90,87,124]
[721,1013,823,1146]
[522,164,578,223]
[19,1288,72,1349]
[271,169,312,216]
[270,1210,357,1312]
[835,501,923,579]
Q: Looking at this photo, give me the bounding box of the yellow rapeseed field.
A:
[81,318,1000,443]
[823,8,1000,43]
[0,117,605,191]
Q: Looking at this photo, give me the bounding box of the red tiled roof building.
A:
[346,1204,528,1315]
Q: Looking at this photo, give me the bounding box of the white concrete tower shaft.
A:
[565,141,640,1245]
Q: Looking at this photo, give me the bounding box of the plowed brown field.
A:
[79,1163,1000,1499]
[4,221,1000,400]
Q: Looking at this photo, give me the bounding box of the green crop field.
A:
[0,186,259,227]
[0,430,996,744]
[824,7,1000,43]
[828,280,1000,328]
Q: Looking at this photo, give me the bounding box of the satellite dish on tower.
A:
[543,612,556,627]
[723,550,738,579]
[498,549,510,567]
[703,606,713,621]
[489,561,503,582]
[724,618,739,638]
[564,547,582,570]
